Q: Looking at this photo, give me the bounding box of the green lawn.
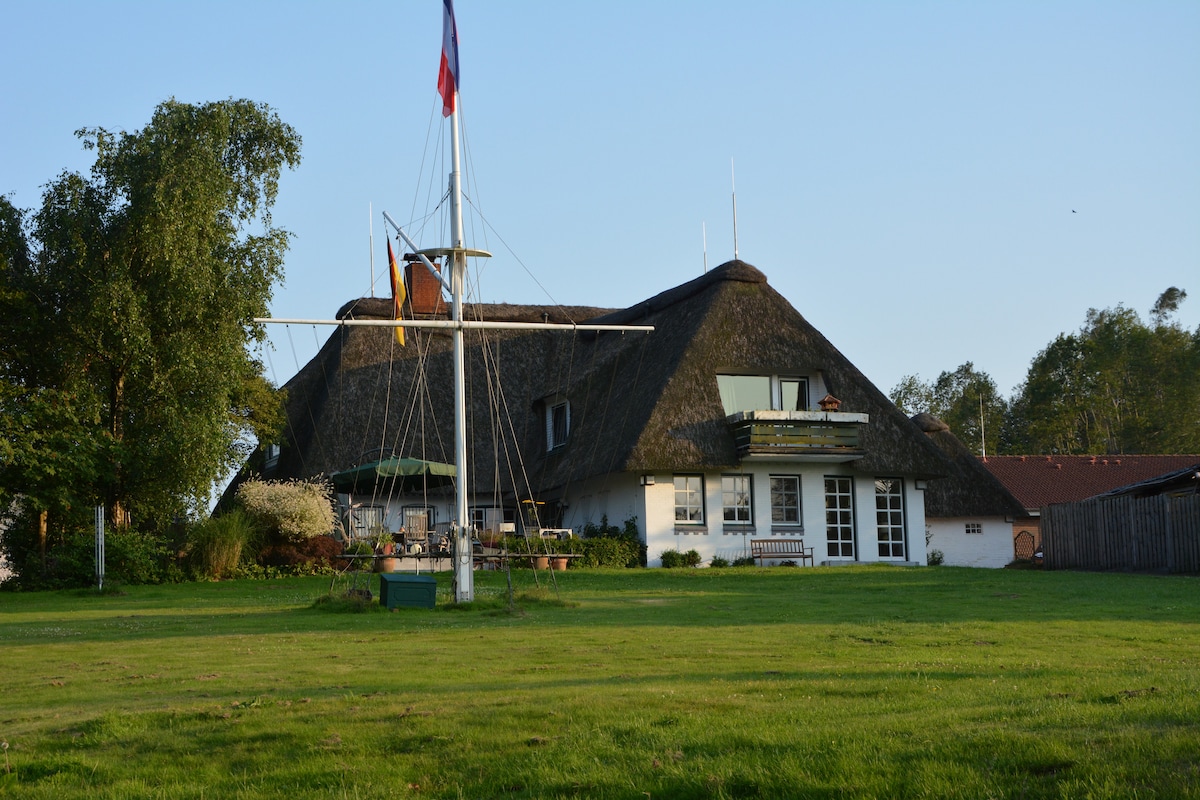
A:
[0,566,1197,799]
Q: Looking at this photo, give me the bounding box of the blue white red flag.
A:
[437,0,459,117]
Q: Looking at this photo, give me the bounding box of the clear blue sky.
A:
[4,1,1198,399]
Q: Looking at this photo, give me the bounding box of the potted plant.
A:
[370,525,398,573]
[550,535,575,571]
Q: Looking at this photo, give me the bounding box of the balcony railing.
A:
[727,410,868,460]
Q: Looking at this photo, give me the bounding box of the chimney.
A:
[405,260,445,316]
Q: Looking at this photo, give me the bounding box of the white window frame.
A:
[673,475,705,525]
[874,478,906,560]
[722,474,754,525]
[965,522,983,536]
[470,506,506,535]
[770,475,802,528]
[348,504,385,541]
[718,374,810,414]
[546,399,570,451]
[824,476,856,559]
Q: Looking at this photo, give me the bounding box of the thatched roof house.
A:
[259,259,972,566]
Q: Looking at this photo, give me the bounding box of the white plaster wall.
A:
[637,464,929,567]
[493,465,937,569]
[927,517,1014,568]
[907,484,928,566]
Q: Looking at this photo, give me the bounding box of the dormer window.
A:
[546,399,570,451]
[718,374,809,415]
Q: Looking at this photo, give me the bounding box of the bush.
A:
[927,549,945,566]
[576,515,645,568]
[709,556,730,568]
[660,549,701,568]
[103,527,173,585]
[731,556,756,567]
[258,535,343,573]
[236,478,335,544]
[0,503,175,589]
[577,535,642,568]
[187,510,257,580]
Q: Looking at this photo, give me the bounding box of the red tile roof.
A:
[980,455,1200,510]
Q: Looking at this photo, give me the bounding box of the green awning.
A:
[331,457,456,494]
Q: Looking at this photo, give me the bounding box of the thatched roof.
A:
[912,413,1028,518]
[267,260,953,502]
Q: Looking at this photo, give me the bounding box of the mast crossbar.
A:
[254,317,653,333]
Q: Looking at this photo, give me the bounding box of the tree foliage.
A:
[1007,289,1200,454]
[0,99,300,553]
[889,363,1008,456]
[893,288,1200,456]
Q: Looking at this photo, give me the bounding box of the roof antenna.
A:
[731,158,739,260]
[979,392,987,458]
[702,222,708,273]
[368,202,376,297]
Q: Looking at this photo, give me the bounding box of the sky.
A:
[3,1,1198,400]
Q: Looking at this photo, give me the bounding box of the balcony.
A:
[727,410,868,461]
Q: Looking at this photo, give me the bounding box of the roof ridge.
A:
[587,259,766,326]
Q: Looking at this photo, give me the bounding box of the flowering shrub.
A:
[235,478,335,543]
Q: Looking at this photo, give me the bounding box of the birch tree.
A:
[0,100,299,555]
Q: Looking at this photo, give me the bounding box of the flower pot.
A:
[534,556,550,570]
[551,557,569,571]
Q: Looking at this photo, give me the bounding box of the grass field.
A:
[0,565,1197,799]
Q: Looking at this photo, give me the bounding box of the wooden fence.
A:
[1041,494,1200,573]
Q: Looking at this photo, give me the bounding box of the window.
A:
[347,504,385,540]
[770,475,802,526]
[717,375,810,415]
[875,478,906,559]
[780,378,809,412]
[824,476,855,558]
[722,474,753,525]
[546,399,570,450]
[718,375,770,414]
[470,506,506,535]
[965,522,983,536]
[674,475,705,524]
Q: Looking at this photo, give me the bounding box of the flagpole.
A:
[449,98,473,603]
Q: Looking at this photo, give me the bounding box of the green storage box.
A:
[379,573,437,609]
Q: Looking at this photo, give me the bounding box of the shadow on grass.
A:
[1,567,1197,646]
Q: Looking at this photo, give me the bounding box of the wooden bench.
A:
[750,538,814,566]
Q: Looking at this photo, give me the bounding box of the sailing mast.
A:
[257,1,654,605]
[446,83,474,602]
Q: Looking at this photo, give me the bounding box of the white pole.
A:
[95,505,105,591]
[702,222,708,273]
[979,392,987,458]
[449,99,473,603]
[369,203,375,297]
[731,158,739,260]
